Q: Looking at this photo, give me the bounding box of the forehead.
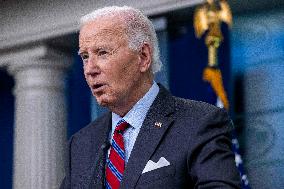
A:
[79,17,126,43]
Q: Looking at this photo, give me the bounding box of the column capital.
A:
[5,44,71,75]
[5,44,72,94]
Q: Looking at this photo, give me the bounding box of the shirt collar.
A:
[112,82,159,131]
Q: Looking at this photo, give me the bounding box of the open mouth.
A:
[94,84,104,89]
[92,83,106,92]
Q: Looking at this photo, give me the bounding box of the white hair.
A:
[80,6,162,73]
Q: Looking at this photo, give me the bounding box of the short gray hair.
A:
[80,6,161,73]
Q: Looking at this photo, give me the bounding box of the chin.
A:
[94,91,118,107]
[98,101,108,107]
[95,98,106,106]
[95,97,113,108]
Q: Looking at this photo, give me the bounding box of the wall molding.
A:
[0,0,202,51]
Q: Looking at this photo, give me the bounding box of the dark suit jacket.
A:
[60,85,241,189]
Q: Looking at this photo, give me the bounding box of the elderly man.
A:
[60,6,241,189]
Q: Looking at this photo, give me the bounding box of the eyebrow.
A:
[78,45,113,55]
[77,47,89,55]
[77,50,84,55]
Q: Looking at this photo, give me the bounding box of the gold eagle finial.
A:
[194,0,232,39]
[193,0,233,110]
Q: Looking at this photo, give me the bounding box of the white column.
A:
[8,45,71,189]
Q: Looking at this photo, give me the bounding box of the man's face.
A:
[79,18,143,110]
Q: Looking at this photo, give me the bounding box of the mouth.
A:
[92,83,106,93]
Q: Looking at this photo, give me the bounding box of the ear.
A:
[138,43,152,73]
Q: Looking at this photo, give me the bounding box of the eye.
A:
[97,49,108,56]
[79,53,89,62]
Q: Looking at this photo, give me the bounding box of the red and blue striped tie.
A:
[105,120,129,189]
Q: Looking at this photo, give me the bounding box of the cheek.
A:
[111,71,132,91]
[105,56,139,89]
[123,66,140,84]
[105,67,125,84]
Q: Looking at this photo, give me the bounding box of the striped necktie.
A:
[105,119,129,189]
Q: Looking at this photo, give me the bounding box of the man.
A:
[60,6,241,189]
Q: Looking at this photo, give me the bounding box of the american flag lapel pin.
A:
[154,122,162,128]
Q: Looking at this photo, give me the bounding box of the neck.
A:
[111,76,153,117]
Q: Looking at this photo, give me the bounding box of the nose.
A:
[83,55,100,76]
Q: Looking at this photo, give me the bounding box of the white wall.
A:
[0,0,202,51]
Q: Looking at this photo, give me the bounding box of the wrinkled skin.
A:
[79,16,153,116]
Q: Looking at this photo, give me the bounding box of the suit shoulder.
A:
[173,96,227,117]
[72,112,110,139]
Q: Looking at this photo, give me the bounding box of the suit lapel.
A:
[120,86,176,189]
[86,112,112,189]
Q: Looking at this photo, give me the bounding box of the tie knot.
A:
[115,120,129,134]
